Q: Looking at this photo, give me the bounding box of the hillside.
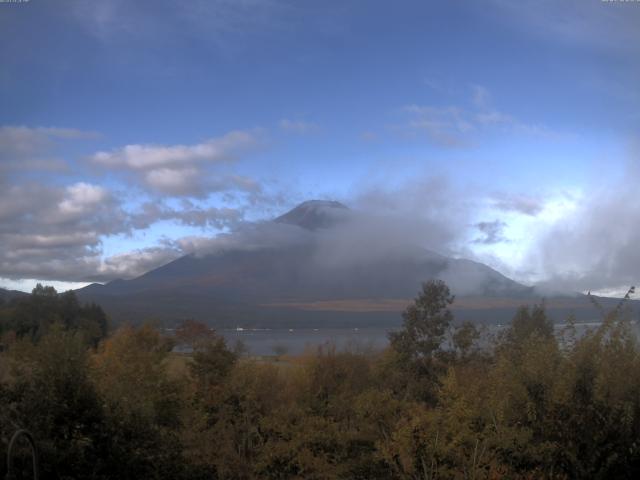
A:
[76,201,631,327]
[0,287,28,303]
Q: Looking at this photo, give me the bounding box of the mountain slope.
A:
[75,201,578,327]
[0,287,28,303]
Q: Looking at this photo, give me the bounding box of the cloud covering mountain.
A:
[76,200,538,326]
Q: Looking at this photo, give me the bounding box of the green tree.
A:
[505,304,553,347]
[389,280,455,361]
[189,334,237,393]
[387,280,455,402]
[175,319,215,350]
[0,286,108,345]
[452,321,481,360]
[91,324,185,479]
[2,326,110,479]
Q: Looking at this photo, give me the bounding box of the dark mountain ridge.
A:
[0,288,28,303]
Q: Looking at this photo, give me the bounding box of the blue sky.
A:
[1,0,639,294]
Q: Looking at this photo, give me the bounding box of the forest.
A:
[0,281,639,479]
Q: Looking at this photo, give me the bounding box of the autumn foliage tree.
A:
[2,283,640,478]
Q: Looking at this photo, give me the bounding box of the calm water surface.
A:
[219,327,393,356]
[216,321,637,356]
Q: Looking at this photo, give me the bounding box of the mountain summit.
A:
[275,200,349,230]
[75,199,545,327]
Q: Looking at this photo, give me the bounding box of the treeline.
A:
[1,281,640,479]
[0,284,108,346]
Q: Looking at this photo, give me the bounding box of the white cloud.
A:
[69,0,308,53]
[58,182,110,217]
[468,189,582,286]
[487,0,640,54]
[91,130,262,197]
[0,180,125,282]
[92,130,255,169]
[490,193,544,217]
[0,125,98,165]
[130,201,244,230]
[0,123,279,283]
[402,105,474,147]
[4,232,100,250]
[144,167,199,195]
[523,167,640,292]
[0,178,246,282]
[96,246,182,280]
[399,86,562,147]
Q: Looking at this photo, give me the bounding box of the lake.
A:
[219,327,394,356]
[216,321,632,356]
